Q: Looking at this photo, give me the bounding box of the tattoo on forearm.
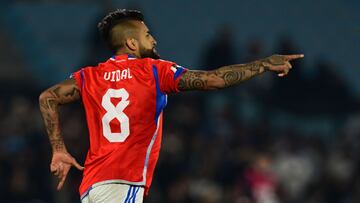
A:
[178,60,266,91]
[39,79,80,152]
[178,54,291,91]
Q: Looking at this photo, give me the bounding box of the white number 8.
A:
[101,88,130,142]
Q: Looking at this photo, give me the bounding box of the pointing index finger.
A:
[284,54,304,60]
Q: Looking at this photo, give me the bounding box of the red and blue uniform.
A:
[71,54,187,199]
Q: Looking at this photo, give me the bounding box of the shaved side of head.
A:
[110,20,140,51]
[98,9,144,53]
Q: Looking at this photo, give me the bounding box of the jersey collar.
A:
[110,54,137,61]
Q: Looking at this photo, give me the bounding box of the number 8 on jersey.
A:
[101,88,130,142]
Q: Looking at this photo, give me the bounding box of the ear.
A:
[125,38,138,51]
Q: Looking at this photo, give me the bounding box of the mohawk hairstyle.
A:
[98,9,144,51]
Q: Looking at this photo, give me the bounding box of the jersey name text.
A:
[104,68,133,82]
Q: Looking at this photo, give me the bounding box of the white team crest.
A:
[170,64,183,73]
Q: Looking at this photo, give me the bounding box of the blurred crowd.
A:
[0,19,360,203]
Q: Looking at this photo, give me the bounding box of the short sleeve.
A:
[152,60,188,94]
[70,68,84,94]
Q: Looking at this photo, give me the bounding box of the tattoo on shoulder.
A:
[49,79,80,104]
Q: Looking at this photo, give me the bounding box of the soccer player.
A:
[39,9,303,203]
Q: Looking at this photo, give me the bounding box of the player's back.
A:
[72,54,186,197]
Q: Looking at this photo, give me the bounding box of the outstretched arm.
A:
[39,78,84,190]
[178,54,304,91]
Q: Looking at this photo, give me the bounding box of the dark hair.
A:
[98,9,144,51]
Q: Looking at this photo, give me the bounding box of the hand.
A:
[50,151,84,190]
[262,54,304,77]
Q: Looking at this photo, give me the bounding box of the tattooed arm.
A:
[39,78,80,152]
[178,54,304,91]
[39,78,83,190]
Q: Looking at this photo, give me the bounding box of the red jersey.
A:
[71,54,187,198]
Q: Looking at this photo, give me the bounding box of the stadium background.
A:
[0,0,359,202]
